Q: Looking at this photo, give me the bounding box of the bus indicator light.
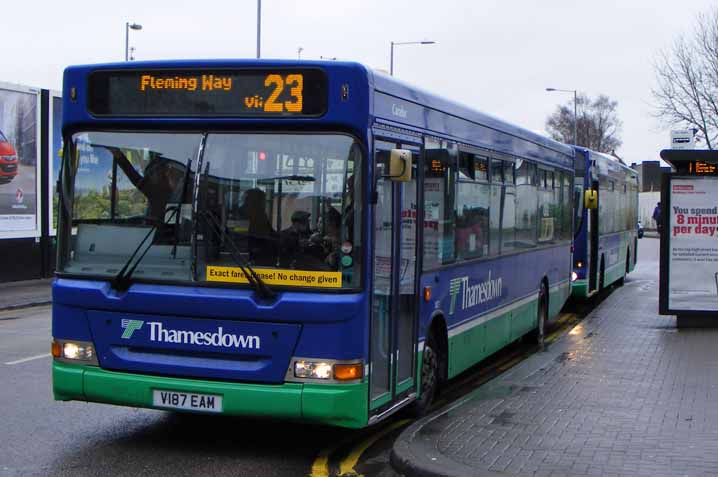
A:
[423,286,432,302]
[334,363,363,381]
[51,340,61,358]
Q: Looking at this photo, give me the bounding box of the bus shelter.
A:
[659,149,718,327]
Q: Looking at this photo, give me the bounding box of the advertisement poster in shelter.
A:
[50,93,62,233]
[668,177,718,311]
[0,84,39,237]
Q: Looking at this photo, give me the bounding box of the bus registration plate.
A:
[152,390,222,413]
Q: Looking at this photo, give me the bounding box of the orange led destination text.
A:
[139,74,232,92]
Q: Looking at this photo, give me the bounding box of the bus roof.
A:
[575,146,637,177]
[63,59,573,164]
[370,68,574,158]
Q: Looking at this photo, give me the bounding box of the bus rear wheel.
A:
[410,334,439,417]
[529,282,548,347]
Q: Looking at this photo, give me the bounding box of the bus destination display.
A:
[88,69,327,117]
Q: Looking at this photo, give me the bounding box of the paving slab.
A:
[392,240,718,476]
[0,278,52,312]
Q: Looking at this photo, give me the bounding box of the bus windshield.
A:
[59,131,362,290]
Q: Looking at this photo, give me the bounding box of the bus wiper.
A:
[110,211,177,292]
[200,210,276,300]
[258,175,315,184]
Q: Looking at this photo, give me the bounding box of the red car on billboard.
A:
[0,129,18,184]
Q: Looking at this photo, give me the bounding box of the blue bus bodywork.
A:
[54,60,574,427]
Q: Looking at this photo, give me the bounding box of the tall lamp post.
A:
[125,22,142,61]
[390,40,435,76]
[256,0,261,58]
[546,87,577,145]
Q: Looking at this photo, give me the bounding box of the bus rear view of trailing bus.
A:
[53,60,574,428]
[571,147,638,297]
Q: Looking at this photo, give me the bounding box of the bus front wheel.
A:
[410,334,439,417]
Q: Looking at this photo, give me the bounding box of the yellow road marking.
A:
[338,419,412,477]
[310,442,337,477]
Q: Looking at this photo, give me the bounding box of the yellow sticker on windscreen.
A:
[206,266,342,288]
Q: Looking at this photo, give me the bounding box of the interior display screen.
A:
[88,69,327,117]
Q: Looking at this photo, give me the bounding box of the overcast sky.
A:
[5,0,717,163]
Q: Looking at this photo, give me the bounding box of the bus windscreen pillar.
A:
[659,149,718,327]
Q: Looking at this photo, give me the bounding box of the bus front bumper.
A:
[53,361,368,429]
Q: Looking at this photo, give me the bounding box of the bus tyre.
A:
[410,335,439,417]
[617,251,629,287]
[535,283,548,347]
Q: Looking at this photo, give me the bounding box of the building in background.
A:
[630,160,671,192]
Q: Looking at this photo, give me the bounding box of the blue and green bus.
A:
[53,60,574,428]
[571,147,639,297]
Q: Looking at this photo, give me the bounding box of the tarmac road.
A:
[0,305,362,476]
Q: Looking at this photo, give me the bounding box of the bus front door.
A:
[588,180,599,293]
[369,140,419,421]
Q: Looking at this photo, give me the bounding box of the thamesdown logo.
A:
[449,272,503,315]
[148,322,261,350]
[449,278,463,315]
[121,319,144,339]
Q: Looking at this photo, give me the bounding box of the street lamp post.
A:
[546,87,577,146]
[390,40,435,76]
[297,47,303,59]
[125,22,142,61]
[256,0,261,59]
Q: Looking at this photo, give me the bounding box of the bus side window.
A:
[423,140,456,269]
[455,152,489,260]
[502,162,516,253]
[515,160,537,248]
[489,158,503,255]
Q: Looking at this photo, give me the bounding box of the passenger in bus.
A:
[240,188,277,265]
[310,207,342,268]
[279,210,313,267]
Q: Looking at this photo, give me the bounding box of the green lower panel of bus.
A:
[53,361,368,429]
[571,279,590,298]
[446,296,539,379]
[443,284,569,380]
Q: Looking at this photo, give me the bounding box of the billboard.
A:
[49,91,62,234]
[667,177,718,311]
[0,82,40,238]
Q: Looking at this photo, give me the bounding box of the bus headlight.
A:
[294,360,333,379]
[52,339,98,365]
[571,271,578,282]
[291,359,364,382]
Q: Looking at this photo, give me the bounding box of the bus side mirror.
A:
[584,189,598,209]
[388,149,412,182]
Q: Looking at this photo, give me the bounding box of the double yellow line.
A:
[310,419,412,477]
[310,311,581,476]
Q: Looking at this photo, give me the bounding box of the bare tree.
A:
[545,94,622,152]
[653,9,718,149]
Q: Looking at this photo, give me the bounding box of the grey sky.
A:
[6,0,716,163]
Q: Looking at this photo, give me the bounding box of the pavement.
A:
[392,238,718,477]
[0,278,52,312]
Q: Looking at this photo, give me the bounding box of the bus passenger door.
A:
[369,140,419,420]
[588,180,599,292]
